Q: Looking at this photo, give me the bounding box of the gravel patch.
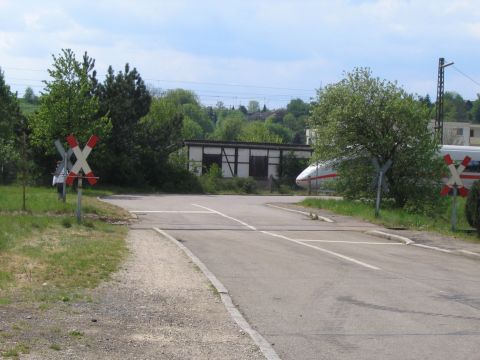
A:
[1,229,263,359]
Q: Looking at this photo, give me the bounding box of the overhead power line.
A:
[452,65,480,88]
[2,66,314,93]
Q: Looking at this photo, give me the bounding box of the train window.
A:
[465,160,480,173]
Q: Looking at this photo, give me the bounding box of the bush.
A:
[465,180,480,233]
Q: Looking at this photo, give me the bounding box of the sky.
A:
[1,0,480,109]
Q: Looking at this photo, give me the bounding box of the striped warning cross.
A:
[65,134,99,186]
[441,154,471,197]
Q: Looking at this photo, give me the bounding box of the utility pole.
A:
[435,57,454,144]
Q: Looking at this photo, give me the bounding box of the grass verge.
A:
[0,185,130,304]
[300,197,479,242]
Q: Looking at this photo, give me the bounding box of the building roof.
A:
[184,139,312,152]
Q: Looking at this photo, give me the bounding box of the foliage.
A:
[0,68,22,184]
[248,100,260,113]
[239,121,282,143]
[136,97,184,186]
[280,152,309,186]
[443,91,468,122]
[211,111,245,141]
[93,63,151,185]
[30,49,111,151]
[23,87,38,104]
[300,196,477,239]
[310,67,443,209]
[465,180,480,234]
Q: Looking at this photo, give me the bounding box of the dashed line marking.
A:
[298,240,403,245]
[261,231,381,271]
[192,204,257,231]
[130,210,213,214]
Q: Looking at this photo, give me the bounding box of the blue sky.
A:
[1,0,480,108]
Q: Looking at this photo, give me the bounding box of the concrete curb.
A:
[153,227,281,360]
[266,203,334,223]
[366,230,414,245]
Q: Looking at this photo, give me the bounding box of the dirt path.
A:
[2,229,263,359]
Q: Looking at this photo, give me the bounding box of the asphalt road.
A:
[104,194,480,360]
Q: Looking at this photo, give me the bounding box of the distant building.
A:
[430,121,480,146]
[184,140,312,179]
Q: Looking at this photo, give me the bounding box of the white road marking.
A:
[130,210,213,214]
[298,239,403,245]
[412,244,452,253]
[192,204,257,231]
[191,204,379,270]
[266,203,334,223]
[262,231,381,270]
[153,227,280,360]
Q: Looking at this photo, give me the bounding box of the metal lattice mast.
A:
[435,57,454,144]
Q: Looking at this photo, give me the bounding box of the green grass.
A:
[300,197,479,241]
[0,185,129,304]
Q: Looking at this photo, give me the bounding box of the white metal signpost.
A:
[65,134,99,223]
[440,154,471,231]
[54,139,73,202]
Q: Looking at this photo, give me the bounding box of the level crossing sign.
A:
[54,139,73,172]
[440,154,471,197]
[65,134,99,186]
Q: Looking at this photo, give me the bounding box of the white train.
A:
[296,145,480,190]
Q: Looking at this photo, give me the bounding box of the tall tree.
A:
[310,67,442,209]
[240,121,282,143]
[94,63,151,185]
[443,91,468,122]
[136,97,183,185]
[23,87,38,104]
[247,100,260,113]
[30,49,110,153]
[0,68,22,183]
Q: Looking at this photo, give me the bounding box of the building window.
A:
[249,156,268,178]
[457,128,463,136]
[471,129,475,137]
[202,154,222,174]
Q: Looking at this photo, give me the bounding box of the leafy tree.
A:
[211,112,245,141]
[0,68,22,183]
[182,117,204,140]
[23,87,38,104]
[443,91,468,122]
[247,100,260,113]
[471,95,480,124]
[182,103,213,134]
[163,88,200,107]
[238,105,248,115]
[240,121,282,143]
[30,49,110,154]
[262,104,268,112]
[265,120,293,143]
[94,63,151,185]
[136,97,184,185]
[310,67,442,209]
[465,180,480,234]
[286,98,310,118]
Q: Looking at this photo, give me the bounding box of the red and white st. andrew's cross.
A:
[440,154,470,197]
[65,134,99,186]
